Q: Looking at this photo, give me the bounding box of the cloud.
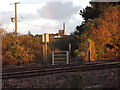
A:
[0,11,39,25]
[0,11,13,25]
[18,13,39,21]
[19,19,61,34]
[66,14,83,34]
[1,1,86,35]
[37,2,80,20]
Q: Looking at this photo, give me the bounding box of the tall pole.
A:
[15,3,17,33]
[14,2,20,33]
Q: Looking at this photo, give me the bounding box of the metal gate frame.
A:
[52,51,69,65]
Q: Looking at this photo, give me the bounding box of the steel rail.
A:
[2,61,120,79]
[3,60,118,72]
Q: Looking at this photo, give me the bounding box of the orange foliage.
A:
[89,5,119,60]
[2,33,43,65]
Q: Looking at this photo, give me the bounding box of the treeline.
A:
[73,2,120,60]
[53,2,120,61]
[2,33,44,65]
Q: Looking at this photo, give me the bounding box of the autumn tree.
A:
[18,35,43,63]
[2,32,43,65]
[73,2,119,61]
[2,33,35,65]
[89,5,119,60]
[3,42,34,65]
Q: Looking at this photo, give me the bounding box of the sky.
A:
[0,0,92,35]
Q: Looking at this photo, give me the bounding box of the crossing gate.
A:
[52,51,69,65]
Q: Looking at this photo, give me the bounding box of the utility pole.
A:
[11,2,20,33]
[15,2,20,33]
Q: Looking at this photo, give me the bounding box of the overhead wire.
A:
[18,20,61,30]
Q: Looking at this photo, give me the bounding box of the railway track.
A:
[2,61,120,79]
[3,60,118,71]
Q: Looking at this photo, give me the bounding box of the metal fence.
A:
[52,51,69,65]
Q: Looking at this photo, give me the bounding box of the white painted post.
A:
[69,43,71,64]
[66,51,69,64]
[45,42,47,61]
[42,44,45,60]
[52,51,54,65]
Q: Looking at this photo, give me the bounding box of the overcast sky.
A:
[0,0,91,35]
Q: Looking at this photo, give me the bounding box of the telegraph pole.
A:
[11,2,20,33]
[15,2,17,33]
[14,2,20,33]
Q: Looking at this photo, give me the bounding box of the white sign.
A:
[42,33,49,43]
